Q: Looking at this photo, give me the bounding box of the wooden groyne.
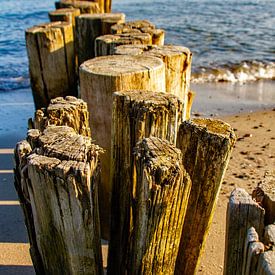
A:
[18,0,275,274]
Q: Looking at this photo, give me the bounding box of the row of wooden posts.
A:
[16,0,274,274]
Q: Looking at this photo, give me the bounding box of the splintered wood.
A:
[175,118,236,275]
[108,137,191,275]
[108,90,184,273]
[25,22,77,109]
[14,126,103,274]
[31,96,91,137]
[79,55,165,239]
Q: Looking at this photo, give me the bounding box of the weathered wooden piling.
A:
[114,44,192,112]
[224,188,265,275]
[26,22,77,109]
[16,126,103,274]
[48,7,80,27]
[111,20,165,46]
[31,96,91,137]
[252,170,275,225]
[95,33,152,56]
[58,0,100,14]
[108,90,184,273]
[79,55,166,239]
[109,137,191,275]
[175,118,236,275]
[75,13,125,64]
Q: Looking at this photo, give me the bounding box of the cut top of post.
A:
[78,12,125,22]
[111,20,155,34]
[26,21,71,34]
[79,55,164,76]
[59,0,100,13]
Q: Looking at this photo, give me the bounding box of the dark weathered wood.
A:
[111,20,165,46]
[108,90,184,274]
[112,137,191,275]
[114,44,192,111]
[252,170,275,225]
[175,118,236,275]
[79,55,165,239]
[31,96,91,137]
[26,22,77,109]
[95,33,152,56]
[14,141,45,274]
[23,126,103,274]
[59,0,100,14]
[224,188,265,275]
[75,13,125,64]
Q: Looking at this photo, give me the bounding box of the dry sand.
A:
[0,83,274,274]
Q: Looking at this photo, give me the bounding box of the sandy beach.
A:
[0,81,274,274]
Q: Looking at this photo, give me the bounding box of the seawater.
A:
[0,0,274,92]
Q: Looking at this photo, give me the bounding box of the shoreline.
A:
[0,81,274,274]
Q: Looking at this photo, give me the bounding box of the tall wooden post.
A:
[75,13,125,64]
[48,8,80,27]
[114,44,192,116]
[59,0,100,14]
[31,96,91,137]
[175,118,236,275]
[22,126,103,274]
[115,137,191,275]
[79,55,165,239]
[108,90,184,273]
[224,188,265,275]
[26,22,77,109]
[95,33,152,56]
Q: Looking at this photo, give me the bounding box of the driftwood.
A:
[26,22,77,109]
[111,20,165,46]
[95,33,152,57]
[75,13,125,64]
[16,126,103,274]
[252,170,275,225]
[114,44,192,112]
[79,55,165,239]
[175,118,236,275]
[224,188,265,275]
[59,0,100,14]
[108,90,184,273]
[109,137,191,274]
[31,96,91,137]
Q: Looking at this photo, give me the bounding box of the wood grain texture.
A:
[175,118,236,275]
[75,13,125,64]
[23,126,103,274]
[95,33,152,56]
[48,7,80,27]
[224,188,265,275]
[59,0,100,14]
[26,22,77,109]
[108,90,184,273]
[79,55,165,239]
[113,137,191,275]
[32,96,91,137]
[114,44,192,112]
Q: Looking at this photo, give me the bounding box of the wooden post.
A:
[115,137,191,275]
[79,55,165,239]
[111,20,165,46]
[175,118,236,275]
[14,141,45,274]
[95,33,152,56]
[108,90,184,273]
[26,22,77,109]
[224,188,265,275]
[22,126,103,274]
[48,8,80,27]
[264,224,275,247]
[31,96,91,137]
[114,44,192,114]
[256,250,275,274]
[186,90,195,120]
[252,170,275,225]
[75,13,125,64]
[59,0,100,14]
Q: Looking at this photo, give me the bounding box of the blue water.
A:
[0,0,274,91]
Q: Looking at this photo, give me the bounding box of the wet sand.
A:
[0,81,274,274]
